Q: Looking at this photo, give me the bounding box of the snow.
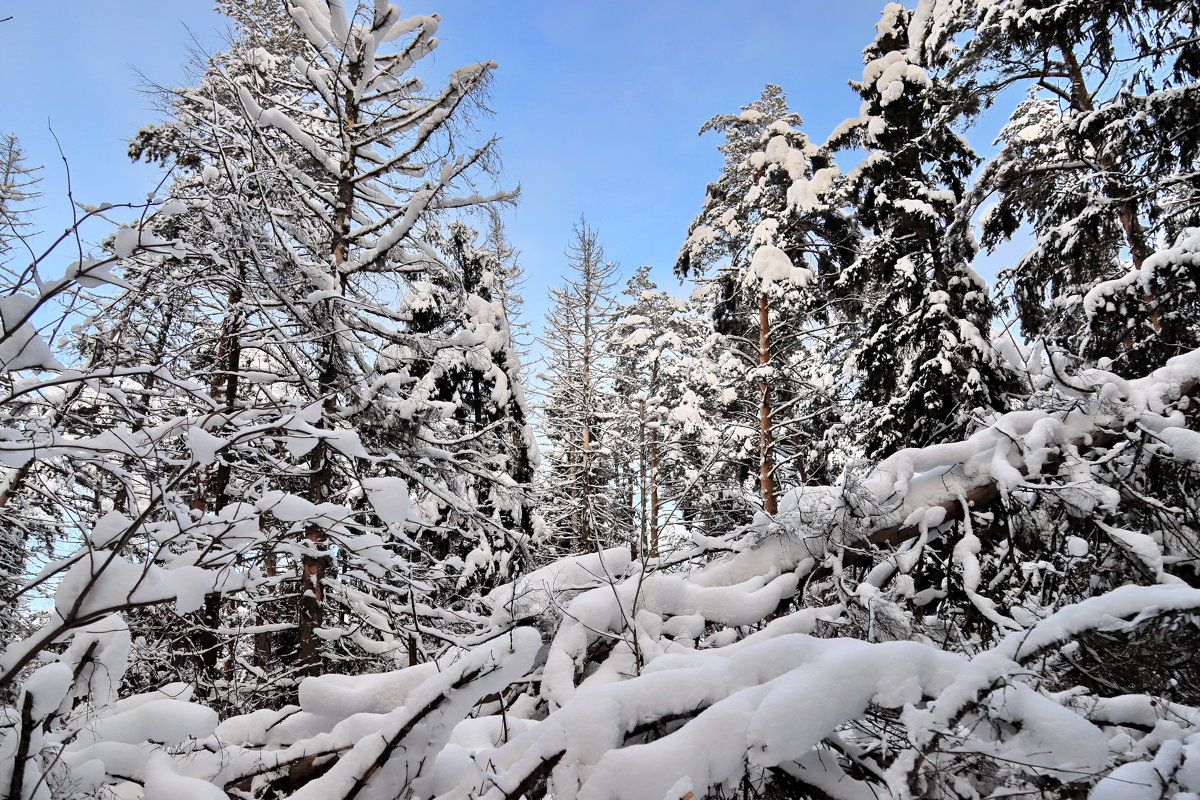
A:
[22,663,72,721]
[3,4,1200,798]
[1159,425,1200,461]
[298,661,442,717]
[749,245,811,289]
[90,511,133,548]
[289,628,540,800]
[55,555,245,618]
[70,699,218,748]
[486,547,632,625]
[0,293,62,371]
[361,476,413,526]
[787,166,838,212]
[1095,521,1180,585]
[187,426,225,466]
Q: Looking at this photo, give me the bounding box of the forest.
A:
[0,0,1198,798]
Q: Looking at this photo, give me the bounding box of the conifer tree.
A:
[0,134,38,260]
[677,85,857,511]
[537,219,620,550]
[921,0,1200,374]
[485,209,534,367]
[423,221,538,579]
[829,3,1017,456]
[107,0,530,696]
[607,266,710,556]
[0,133,40,652]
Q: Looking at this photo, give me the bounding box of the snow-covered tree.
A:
[607,266,711,556]
[677,85,858,512]
[0,134,40,650]
[829,3,1017,457]
[537,219,622,551]
[0,134,38,262]
[113,0,532,697]
[921,0,1200,374]
[419,221,538,577]
[3,4,1200,799]
[484,209,534,367]
[6,342,1197,800]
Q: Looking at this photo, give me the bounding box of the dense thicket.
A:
[0,1,1198,799]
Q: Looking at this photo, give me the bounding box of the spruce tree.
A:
[537,219,621,551]
[829,2,1017,456]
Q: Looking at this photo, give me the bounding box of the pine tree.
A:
[0,134,38,261]
[829,2,1017,457]
[537,219,621,551]
[677,85,858,512]
[922,0,1200,374]
[0,133,40,653]
[485,209,534,368]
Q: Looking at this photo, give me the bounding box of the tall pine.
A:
[677,85,857,511]
[921,0,1200,374]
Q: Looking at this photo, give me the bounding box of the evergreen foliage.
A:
[677,85,858,508]
[536,219,622,551]
[923,0,1200,374]
[829,3,1018,457]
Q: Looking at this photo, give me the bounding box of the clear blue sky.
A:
[0,1,1019,326]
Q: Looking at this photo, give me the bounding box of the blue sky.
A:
[0,1,1020,325]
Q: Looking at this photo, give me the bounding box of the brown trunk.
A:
[191,285,242,512]
[199,593,222,679]
[297,66,359,678]
[580,421,592,545]
[298,362,337,677]
[0,463,30,510]
[648,360,661,557]
[758,292,778,515]
[649,425,661,557]
[629,471,636,533]
[8,692,33,800]
[637,398,647,559]
[190,286,244,678]
[1058,42,1153,274]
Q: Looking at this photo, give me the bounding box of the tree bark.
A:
[649,359,661,557]
[637,396,648,559]
[297,60,360,678]
[1058,39,1154,274]
[758,292,778,515]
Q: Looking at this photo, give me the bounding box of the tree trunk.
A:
[254,547,276,670]
[648,359,661,557]
[297,67,360,678]
[580,420,592,545]
[637,397,647,559]
[758,292,778,515]
[1055,37,1156,338]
